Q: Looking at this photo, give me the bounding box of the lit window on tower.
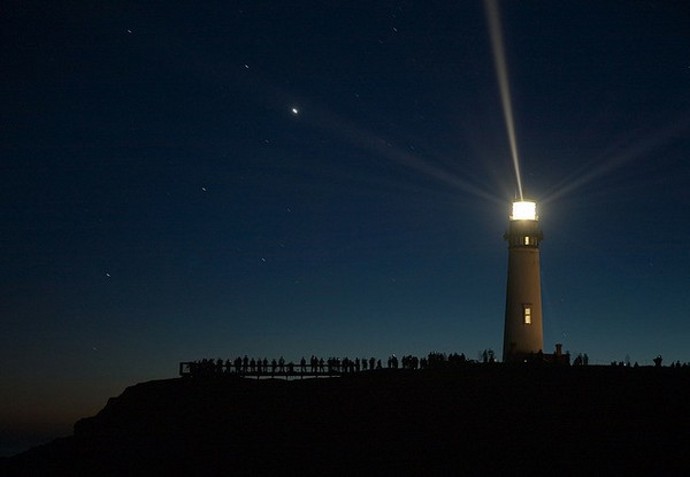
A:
[523,305,532,324]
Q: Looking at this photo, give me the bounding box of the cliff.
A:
[3,365,690,475]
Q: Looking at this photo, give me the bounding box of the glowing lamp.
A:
[511,201,537,221]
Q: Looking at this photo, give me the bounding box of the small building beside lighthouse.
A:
[503,200,544,362]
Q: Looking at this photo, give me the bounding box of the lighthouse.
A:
[503,200,544,362]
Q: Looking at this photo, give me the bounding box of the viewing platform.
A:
[179,361,346,379]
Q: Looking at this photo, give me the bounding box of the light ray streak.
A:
[484,0,524,200]
[270,94,502,205]
[542,117,690,204]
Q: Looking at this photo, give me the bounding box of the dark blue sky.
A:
[2,0,689,453]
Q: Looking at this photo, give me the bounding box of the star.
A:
[291,107,299,115]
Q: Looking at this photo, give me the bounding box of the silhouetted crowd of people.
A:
[182,351,478,378]
[180,350,689,378]
[609,355,689,368]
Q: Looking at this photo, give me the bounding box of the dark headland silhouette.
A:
[3,356,690,475]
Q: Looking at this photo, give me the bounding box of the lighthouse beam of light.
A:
[484,0,524,201]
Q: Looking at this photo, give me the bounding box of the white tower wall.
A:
[503,202,544,361]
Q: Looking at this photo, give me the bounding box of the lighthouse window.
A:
[523,306,532,324]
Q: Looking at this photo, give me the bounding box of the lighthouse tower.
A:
[503,200,544,362]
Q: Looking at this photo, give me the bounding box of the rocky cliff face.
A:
[4,366,690,475]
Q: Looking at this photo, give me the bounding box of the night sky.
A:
[2,1,689,454]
